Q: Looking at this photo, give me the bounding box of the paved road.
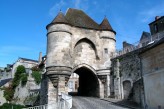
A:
[71,96,131,109]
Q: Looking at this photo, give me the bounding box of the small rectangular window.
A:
[104,48,108,54]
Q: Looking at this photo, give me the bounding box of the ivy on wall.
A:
[21,73,28,86]
[3,65,28,102]
[3,86,14,102]
[31,66,41,85]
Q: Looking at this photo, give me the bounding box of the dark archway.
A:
[70,67,99,97]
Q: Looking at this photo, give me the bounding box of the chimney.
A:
[155,16,160,20]
[38,52,42,63]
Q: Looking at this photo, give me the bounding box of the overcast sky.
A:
[0,0,164,67]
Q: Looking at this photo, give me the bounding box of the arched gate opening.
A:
[68,67,99,97]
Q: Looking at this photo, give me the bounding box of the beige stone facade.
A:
[45,8,116,102]
[140,39,164,109]
[12,58,38,78]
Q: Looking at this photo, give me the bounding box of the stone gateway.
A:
[45,8,116,102]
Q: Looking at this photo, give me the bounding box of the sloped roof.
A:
[47,8,116,34]
[149,16,164,25]
[0,78,12,87]
[19,57,38,63]
[100,17,115,33]
[65,8,100,29]
[140,31,151,41]
[123,41,134,48]
[51,11,69,24]
[140,37,164,54]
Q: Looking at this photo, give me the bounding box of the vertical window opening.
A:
[104,48,108,54]
[154,24,158,33]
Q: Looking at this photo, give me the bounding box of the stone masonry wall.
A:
[46,23,116,99]
[0,90,6,106]
[111,49,143,105]
[13,72,40,105]
[140,43,164,109]
[46,24,115,71]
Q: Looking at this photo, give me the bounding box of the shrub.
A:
[3,86,15,102]
[31,71,41,85]
[21,73,28,86]
[14,65,26,78]
[12,77,20,89]
[0,103,25,109]
[13,65,27,87]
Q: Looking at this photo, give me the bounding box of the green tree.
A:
[12,65,26,88]
[14,65,26,77]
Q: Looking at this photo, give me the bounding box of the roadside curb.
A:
[100,98,141,109]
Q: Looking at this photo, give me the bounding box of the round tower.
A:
[46,11,72,89]
[99,17,116,60]
[98,17,116,97]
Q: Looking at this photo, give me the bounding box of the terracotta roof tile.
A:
[47,8,116,34]
[100,17,115,33]
[65,8,100,29]
[51,11,69,24]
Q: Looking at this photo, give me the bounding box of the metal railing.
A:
[23,93,72,109]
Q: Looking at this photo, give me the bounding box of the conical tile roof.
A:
[100,17,113,30]
[51,11,69,24]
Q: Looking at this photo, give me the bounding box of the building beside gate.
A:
[111,16,164,108]
[139,37,164,109]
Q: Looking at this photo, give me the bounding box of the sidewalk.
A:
[100,98,142,109]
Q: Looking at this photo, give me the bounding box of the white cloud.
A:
[49,0,66,17]
[49,0,92,17]
[48,0,111,26]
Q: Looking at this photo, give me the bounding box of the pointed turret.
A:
[51,11,69,24]
[46,11,70,29]
[100,17,116,34]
